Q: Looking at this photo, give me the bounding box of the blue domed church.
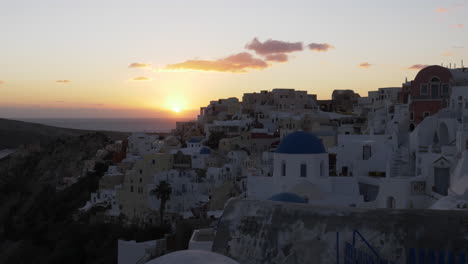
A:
[273,131,329,192]
[247,131,362,206]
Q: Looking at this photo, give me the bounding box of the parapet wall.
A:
[212,199,468,264]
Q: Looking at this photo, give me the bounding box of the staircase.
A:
[389,147,410,177]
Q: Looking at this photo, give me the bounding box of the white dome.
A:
[146,250,239,264]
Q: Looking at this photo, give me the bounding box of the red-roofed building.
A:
[399,65,454,130]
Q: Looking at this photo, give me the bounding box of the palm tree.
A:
[152,181,172,223]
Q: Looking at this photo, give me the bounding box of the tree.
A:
[204,131,226,149]
[152,181,172,223]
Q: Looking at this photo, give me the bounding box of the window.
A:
[363,145,372,160]
[152,159,155,165]
[423,112,430,118]
[130,186,134,192]
[441,84,450,95]
[320,162,324,177]
[300,164,307,177]
[410,112,414,121]
[139,169,143,175]
[139,178,142,183]
[420,84,429,95]
[281,162,286,176]
[431,84,439,97]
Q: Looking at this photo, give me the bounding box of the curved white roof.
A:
[146,250,239,264]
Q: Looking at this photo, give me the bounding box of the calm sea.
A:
[19,118,190,133]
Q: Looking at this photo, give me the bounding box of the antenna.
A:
[450,63,452,69]
[462,59,464,68]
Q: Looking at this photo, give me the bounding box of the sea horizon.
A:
[15,117,196,133]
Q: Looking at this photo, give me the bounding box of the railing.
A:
[337,230,467,264]
[408,248,465,264]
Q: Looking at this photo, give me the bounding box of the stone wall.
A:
[213,199,468,264]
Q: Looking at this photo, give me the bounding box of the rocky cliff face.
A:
[0,133,109,262]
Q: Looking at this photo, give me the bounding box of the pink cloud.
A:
[129,62,151,68]
[0,81,4,85]
[450,24,464,28]
[264,53,289,62]
[164,52,268,73]
[408,64,429,70]
[308,43,334,52]
[359,62,372,69]
[245,38,303,55]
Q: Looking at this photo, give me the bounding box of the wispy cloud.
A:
[435,3,464,14]
[264,53,289,62]
[450,24,464,28]
[129,62,151,68]
[56,80,71,83]
[131,76,152,81]
[435,7,449,13]
[307,43,334,52]
[164,52,268,73]
[453,46,464,49]
[408,64,429,70]
[359,62,372,69]
[245,38,303,55]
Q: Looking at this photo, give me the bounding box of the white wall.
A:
[273,152,328,192]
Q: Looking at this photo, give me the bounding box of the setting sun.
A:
[173,107,181,113]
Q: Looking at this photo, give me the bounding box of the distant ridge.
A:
[0,118,129,149]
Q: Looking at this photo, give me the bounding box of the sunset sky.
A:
[1,0,467,119]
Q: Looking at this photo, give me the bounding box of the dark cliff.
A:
[0,126,167,263]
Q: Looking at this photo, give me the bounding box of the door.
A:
[434,167,450,196]
[342,166,348,176]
